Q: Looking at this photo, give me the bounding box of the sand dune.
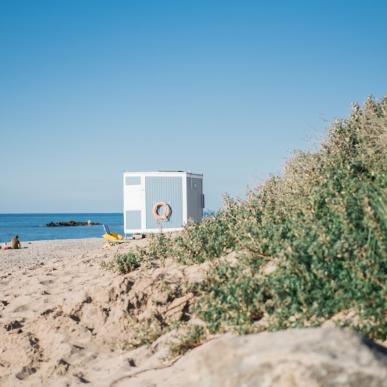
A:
[1,239,386,387]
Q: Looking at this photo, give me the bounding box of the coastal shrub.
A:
[195,259,264,334]
[114,234,173,273]
[114,97,387,341]
[135,233,173,263]
[116,251,141,273]
[196,97,387,339]
[172,196,240,264]
[168,325,207,357]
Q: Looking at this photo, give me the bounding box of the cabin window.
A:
[125,176,141,185]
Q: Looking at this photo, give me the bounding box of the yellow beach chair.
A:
[102,224,123,241]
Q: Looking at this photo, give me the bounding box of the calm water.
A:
[0,213,123,242]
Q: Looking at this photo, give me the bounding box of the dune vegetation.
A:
[115,97,387,345]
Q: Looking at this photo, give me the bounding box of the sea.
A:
[0,213,123,242]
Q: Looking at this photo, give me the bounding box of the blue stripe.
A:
[145,176,183,229]
[126,210,142,229]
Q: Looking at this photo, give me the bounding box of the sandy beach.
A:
[0,237,166,387]
[0,237,218,387]
[2,238,387,387]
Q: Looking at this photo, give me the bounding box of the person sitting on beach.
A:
[10,235,21,249]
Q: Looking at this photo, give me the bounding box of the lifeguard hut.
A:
[123,171,204,236]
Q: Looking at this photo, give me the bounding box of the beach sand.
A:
[0,237,171,387]
[2,238,387,387]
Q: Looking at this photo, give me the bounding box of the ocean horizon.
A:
[0,213,123,242]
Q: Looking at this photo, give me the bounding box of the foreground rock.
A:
[117,327,387,387]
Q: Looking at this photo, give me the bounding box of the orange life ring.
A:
[152,202,172,221]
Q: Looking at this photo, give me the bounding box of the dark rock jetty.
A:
[46,220,101,227]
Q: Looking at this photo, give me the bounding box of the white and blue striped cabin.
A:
[123,171,204,236]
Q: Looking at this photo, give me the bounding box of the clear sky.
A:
[0,1,386,213]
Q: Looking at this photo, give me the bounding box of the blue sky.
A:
[0,0,386,213]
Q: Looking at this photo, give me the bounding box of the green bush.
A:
[115,97,387,341]
[114,234,173,273]
[116,251,141,273]
[196,97,387,340]
[172,196,240,264]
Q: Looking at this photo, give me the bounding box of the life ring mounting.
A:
[152,202,172,221]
